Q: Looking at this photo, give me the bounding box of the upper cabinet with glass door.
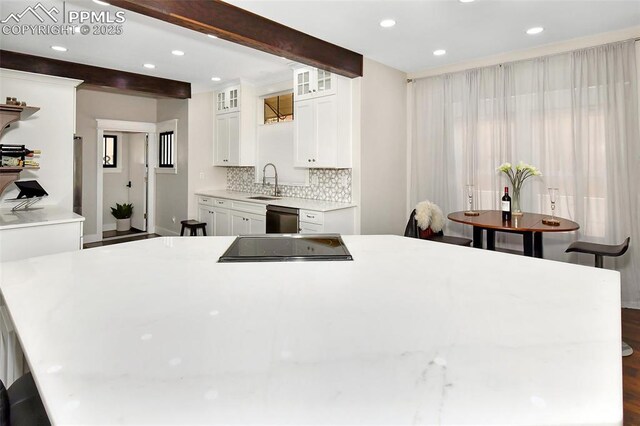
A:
[293,67,337,101]
[215,85,240,114]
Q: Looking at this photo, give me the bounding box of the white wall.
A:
[75,89,157,238]
[0,69,81,208]
[359,58,408,235]
[102,132,129,230]
[156,98,189,235]
[187,92,226,218]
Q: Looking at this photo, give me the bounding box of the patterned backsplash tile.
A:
[226,167,352,203]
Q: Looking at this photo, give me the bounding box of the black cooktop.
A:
[218,234,353,263]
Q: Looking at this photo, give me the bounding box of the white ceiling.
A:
[0,0,294,93]
[0,0,638,93]
[226,0,640,73]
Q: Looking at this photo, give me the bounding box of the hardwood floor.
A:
[623,308,640,424]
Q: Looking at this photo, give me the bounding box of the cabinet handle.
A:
[308,159,311,162]
[312,159,316,162]
[307,215,315,219]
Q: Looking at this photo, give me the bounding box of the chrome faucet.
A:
[262,163,280,196]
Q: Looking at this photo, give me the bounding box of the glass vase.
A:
[512,185,522,215]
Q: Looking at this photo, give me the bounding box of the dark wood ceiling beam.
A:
[108,0,363,78]
[0,50,191,99]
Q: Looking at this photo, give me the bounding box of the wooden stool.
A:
[180,220,207,236]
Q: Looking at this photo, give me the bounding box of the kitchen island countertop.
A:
[0,235,622,425]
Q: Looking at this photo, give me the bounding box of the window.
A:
[264,93,293,124]
[158,131,174,168]
[103,135,117,168]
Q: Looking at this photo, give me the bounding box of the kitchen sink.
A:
[247,196,280,201]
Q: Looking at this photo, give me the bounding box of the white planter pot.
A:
[116,218,131,232]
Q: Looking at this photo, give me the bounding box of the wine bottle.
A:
[502,186,512,221]
[0,148,41,157]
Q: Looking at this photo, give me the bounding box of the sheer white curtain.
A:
[410,40,640,307]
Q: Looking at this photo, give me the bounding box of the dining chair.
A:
[0,373,51,426]
[566,237,632,356]
[404,201,472,247]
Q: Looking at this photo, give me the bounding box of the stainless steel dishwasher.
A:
[266,205,299,233]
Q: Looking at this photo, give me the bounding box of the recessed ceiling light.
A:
[207,34,218,39]
[526,27,544,35]
[379,19,396,28]
[51,45,67,52]
[92,0,110,5]
[433,49,446,56]
[143,63,156,69]
[171,50,185,56]
[459,0,475,3]
[211,77,221,82]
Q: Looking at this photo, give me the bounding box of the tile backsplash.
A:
[227,167,352,203]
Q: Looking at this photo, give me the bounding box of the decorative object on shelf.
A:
[497,161,542,216]
[1,144,41,168]
[542,187,561,226]
[0,105,41,195]
[464,184,480,216]
[111,203,133,232]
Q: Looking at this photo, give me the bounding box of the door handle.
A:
[126,181,132,188]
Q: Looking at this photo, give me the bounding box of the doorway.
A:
[102,131,149,240]
[95,119,158,243]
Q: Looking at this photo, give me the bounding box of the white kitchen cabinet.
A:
[294,67,337,101]
[213,83,256,167]
[299,207,355,234]
[215,85,240,114]
[293,72,351,169]
[197,197,231,236]
[230,211,266,235]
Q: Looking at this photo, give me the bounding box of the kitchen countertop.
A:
[196,189,356,212]
[0,206,84,230]
[0,235,621,425]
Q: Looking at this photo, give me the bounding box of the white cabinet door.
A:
[314,96,338,167]
[231,211,250,235]
[294,68,336,101]
[214,115,230,165]
[213,207,231,236]
[231,211,265,235]
[293,99,316,167]
[197,206,214,236]
[300,222,323,233]
[248,213,266,234]
[227,112,240,165]
[215,85,240,114]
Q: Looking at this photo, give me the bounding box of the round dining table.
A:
[447,210,580,258]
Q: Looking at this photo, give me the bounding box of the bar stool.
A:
[1,373,51,425]
[566,237,631,356]
[180,220,207,236]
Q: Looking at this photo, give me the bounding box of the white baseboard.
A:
[83,233,100,244]
[155,225,179,237]
[103,223,116,232]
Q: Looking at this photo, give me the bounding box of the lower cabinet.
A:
[198,196,265,236]
[230,211,266,235]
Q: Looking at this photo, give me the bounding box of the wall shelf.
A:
[0,104,41,195]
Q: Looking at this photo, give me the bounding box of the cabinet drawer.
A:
[198,196,215,207]
[231,200,267,215]
[212,198,230,208]
[300,210,324,225]
[299,222,323,233]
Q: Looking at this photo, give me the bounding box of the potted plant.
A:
[111,203,133,232]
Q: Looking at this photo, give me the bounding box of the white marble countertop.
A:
[0,206,84,230]
[0,236,622,425]
[196,189,356,212]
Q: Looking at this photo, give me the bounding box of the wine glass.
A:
[544,187,560,225]
[464,184,479,216]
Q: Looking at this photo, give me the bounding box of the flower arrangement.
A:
[497,161,542,213]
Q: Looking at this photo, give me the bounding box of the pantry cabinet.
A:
[213,83,255,166]
[293,71,351,168]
